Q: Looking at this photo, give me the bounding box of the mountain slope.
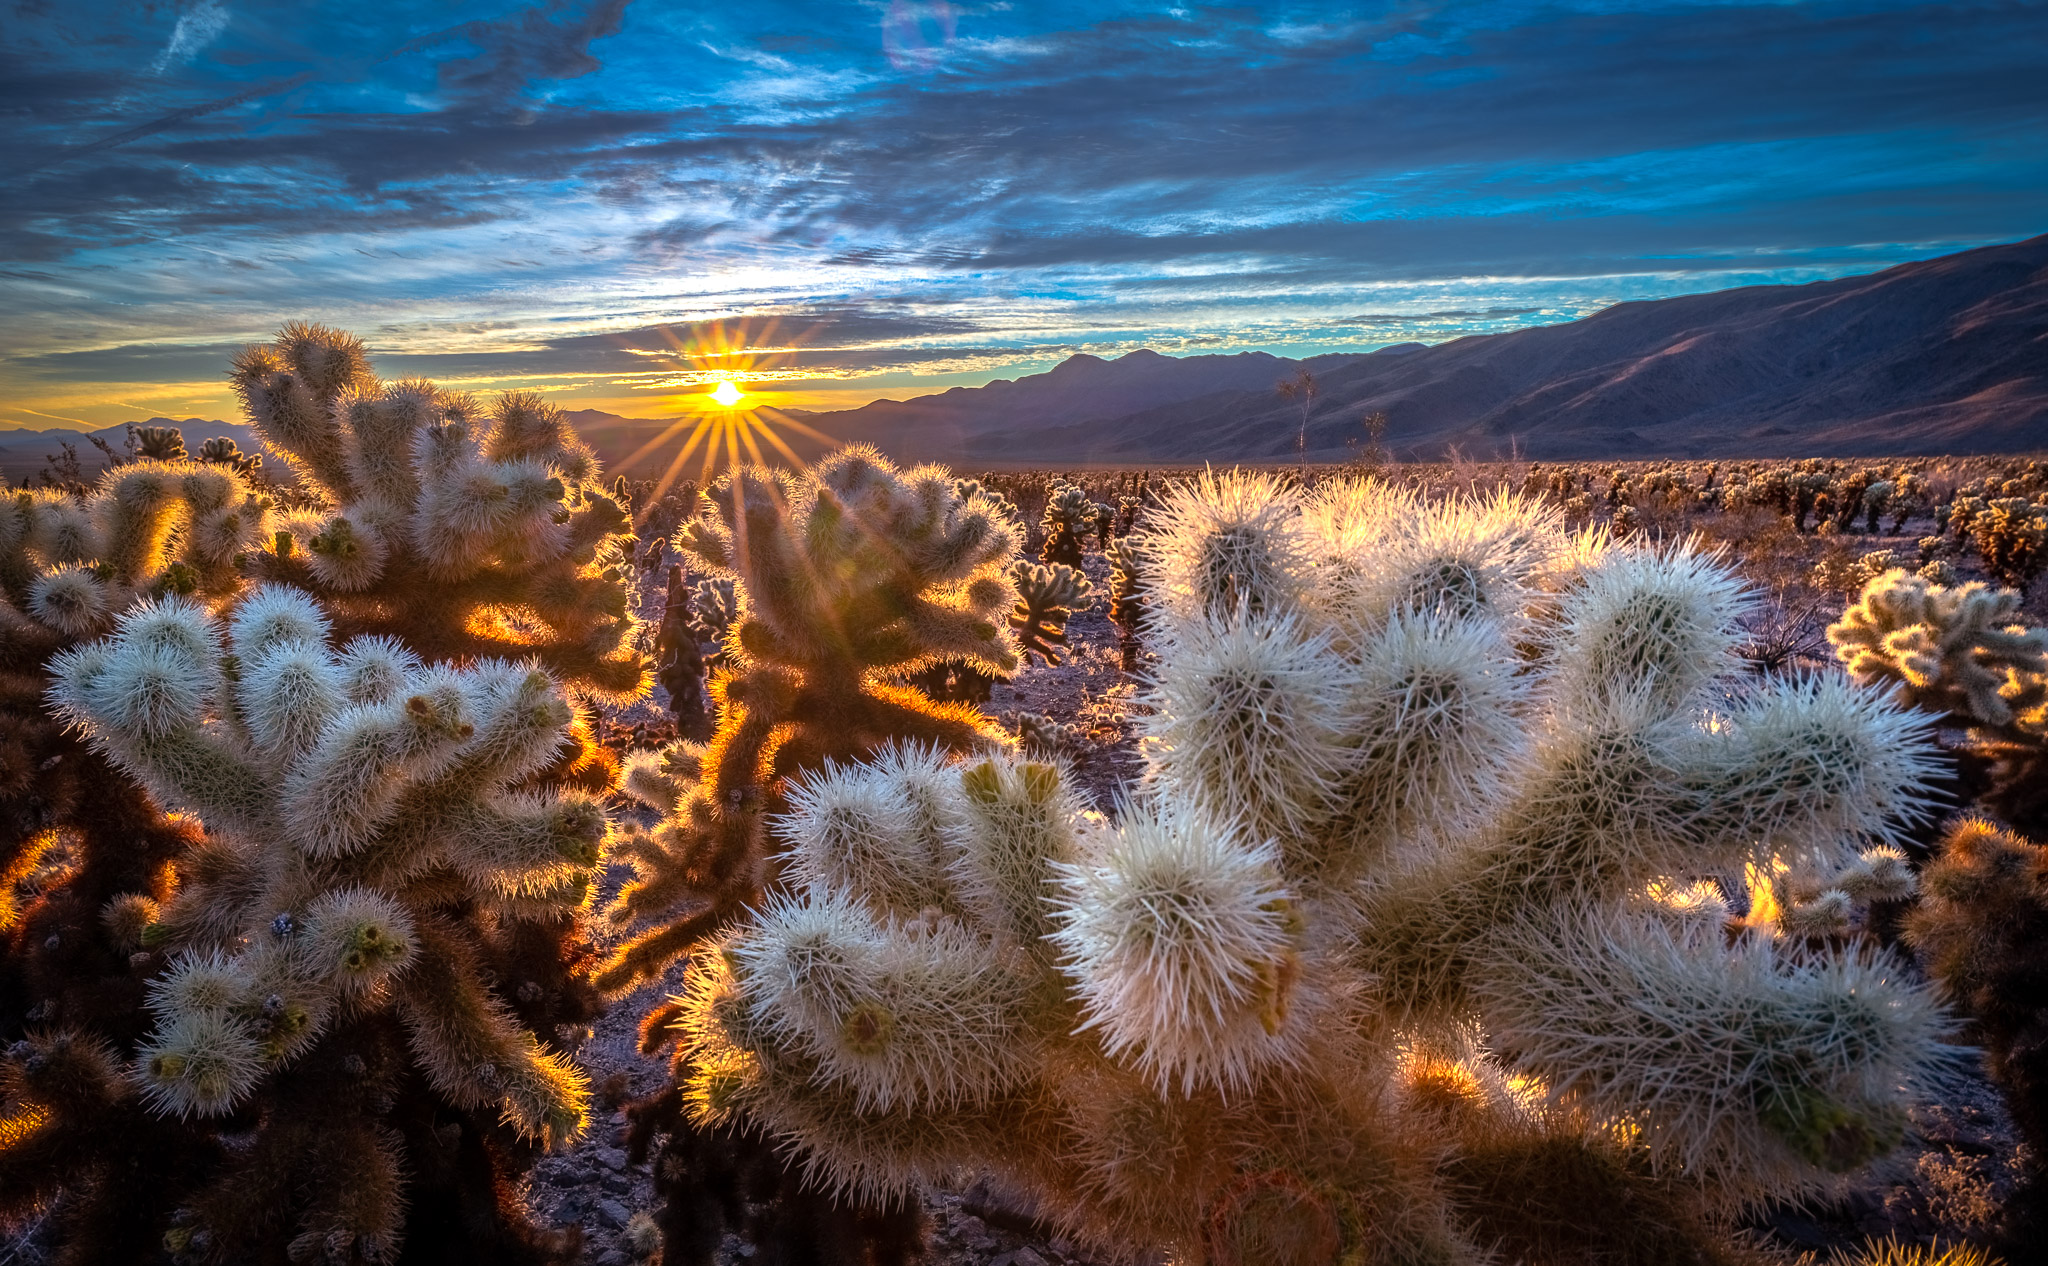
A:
[798,233,2048,462]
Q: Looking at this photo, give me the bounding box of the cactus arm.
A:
[394,916,588,1147]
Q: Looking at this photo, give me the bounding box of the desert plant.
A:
[1106,536,1146,671]
[195,435,261,478]
[2,452,275,1043]
[1906,818,2048,1252]
[1967,498,2048,595]
[600,446,1024,988]
[598,447,1032,1261]
[1009,561,1093,667]
[1830,570,2048,835]
[8,588,605,1263]
[232,322,644,705]
[1040,484,1094,567]
[659,471,1951,1264]
[653,565,713,743]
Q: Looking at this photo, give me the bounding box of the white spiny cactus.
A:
[662,472,1950,1265]
[48,584,598,1142]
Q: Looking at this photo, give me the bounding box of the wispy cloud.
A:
[2,0,2042,426]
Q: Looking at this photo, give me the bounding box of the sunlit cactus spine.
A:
[41,586,603,1262]
[1009,560,1093,667]
[599,445,1023,994]
[1040,483,1094,566]
[673,469,1952,1265]
[231,321,646,707]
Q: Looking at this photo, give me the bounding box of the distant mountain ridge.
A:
[18,235,2045,479]
[793,233,2048,463]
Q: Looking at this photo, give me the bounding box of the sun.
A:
[708,380,744,408]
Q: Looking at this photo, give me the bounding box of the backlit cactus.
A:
[1009,560,1093,667]
[232,321,645,701]
[1831,569,2048,834]
[598,446,1023,995]
[671,471,1951,1264]
[42,586,601,1259]
[1040,483,1095,567]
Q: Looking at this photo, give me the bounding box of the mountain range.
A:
[9,233,2043,481]
[795,231,2048,464]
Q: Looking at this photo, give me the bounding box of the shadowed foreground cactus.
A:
[664,471,1951,1265]
[14,587,604,1263]
[1906,818,2048,1253]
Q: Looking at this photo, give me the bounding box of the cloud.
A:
[152,0,233,75]
[1,0,2044,421]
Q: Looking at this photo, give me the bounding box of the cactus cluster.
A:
[231,322,644,703]
[19,589,602,1259]
[652,470,1951,1264]
[599,446,1026,993]
[1831,570,2048,835]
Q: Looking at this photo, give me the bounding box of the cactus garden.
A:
[5,327,2048,1266]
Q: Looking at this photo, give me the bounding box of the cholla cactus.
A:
[1905,818,2048,1249]
[674,471,1951,1264]
[1828,570,2047,730]
[1967,498,2048,594]
[598,446,1022,994]
[1106,537,1146,671]
[1,448,273,1044]
[1041,484,1094,566]
[232,322,644,702]
[2,454,271,647]
[196,435,262,478]
[1010,561,1092,667]
[40,586,601,1259]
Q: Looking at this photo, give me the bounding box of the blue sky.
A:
[3,0,2043,427]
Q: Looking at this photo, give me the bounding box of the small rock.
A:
[950,1214,987,1239]
[600,1172,630,1195]
[596,1199,631,1230]
[543,1167,587,1189]
[594,1251,630,1266]
[734,1244,757,1259]
[993,1251,1047,1266]
[1049,1238,1073,1256]
[594,1147,628,1171]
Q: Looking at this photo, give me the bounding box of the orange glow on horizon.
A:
[607,316,840,522]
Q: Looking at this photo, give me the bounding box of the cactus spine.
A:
[673,470,1951,1264]
[42,589,601,1260]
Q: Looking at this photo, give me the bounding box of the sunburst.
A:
[609,317,840,522]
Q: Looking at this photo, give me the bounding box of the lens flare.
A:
[606,317,841,525]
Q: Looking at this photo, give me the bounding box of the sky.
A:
[2,0,2044,430]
